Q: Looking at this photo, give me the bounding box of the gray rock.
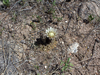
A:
[20,40,26,44]
[0,1,3,6]
[78,0,100,20]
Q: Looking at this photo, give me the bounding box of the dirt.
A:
[0,0,100,75]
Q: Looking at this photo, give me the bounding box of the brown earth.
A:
[0,0,100,75]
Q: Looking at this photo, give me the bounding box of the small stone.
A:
[65,21,68,23]
[45,66,47,69]
[0,1,3,5]
[1,73,4,75]
[20,40,26,44]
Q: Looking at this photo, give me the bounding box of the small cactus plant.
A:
[46,27,57,39]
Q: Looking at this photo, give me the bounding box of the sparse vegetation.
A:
[0,27,4,36]
[19,0,25,5]
[60,57,73,75]
[0,0,100,75]
[88,14,94,22]
[34,65,39,70]
[30,21,36,30]
[0,31,2,36]
[50,0,62,22]
[3,0,10,7]
[36,15,42,23]
[11,12,17,22]
[36,0,42,3]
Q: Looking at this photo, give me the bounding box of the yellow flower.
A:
[46,27,57,38]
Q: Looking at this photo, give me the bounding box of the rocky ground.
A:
[0,0,100,75]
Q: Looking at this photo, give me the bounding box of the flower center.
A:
[48,32,54,37]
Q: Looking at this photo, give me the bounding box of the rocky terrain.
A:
[0,0,100,75]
